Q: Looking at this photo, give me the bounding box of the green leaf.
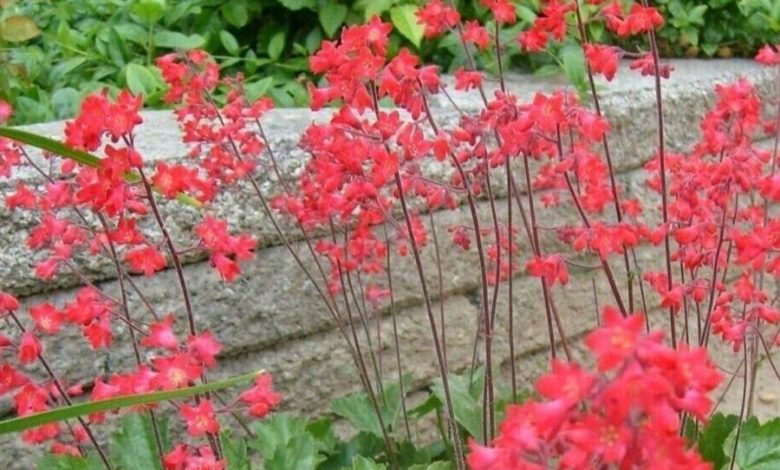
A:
[153,30,204,50]
[688,5,709,24]
[277,0,317,11]
[125,63,160,96]
[220,30,241,56]
[267,31,287,61]
[38,453,104,470]
[331,381,402,438]
[701,43,719,56]
[250,413,324,470]
[114,23,149,47]
[351,455,387,470]
[250,413,308,458]
[319,0,348,37]
[304,27,323,54]
[12,97,52,125]
[409,463,453,470]
[244,77,274,102]
[49,58,87,86]
[111,414,168,470]
[360,0,395,20]
[390,5,424,48]
[699,413,739,470]
[51,88,81,119]
[0,15,41,42]
[431,369,484,442]
[105,27,130,68]
[222,431,251,470]
[0,127,101,167]
[559,43,588,94]
[132,0,166,24]
[222,0,249,27]
[265,433,325,470]
[0,370,257,434]
[729,417,780,470]
[306,417,340,454]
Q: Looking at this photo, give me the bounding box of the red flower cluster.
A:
[642,76,780,349]
[0,58,276,459]
[65,90,142,151]
[417,0,460,38]
[467,308,721,469]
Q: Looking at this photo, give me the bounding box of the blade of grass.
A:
[0,370,259,435]
[0,127,202,208]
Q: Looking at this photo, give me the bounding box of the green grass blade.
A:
[0,126,202,208]
[0,370,259,435]
[0,127,102,167]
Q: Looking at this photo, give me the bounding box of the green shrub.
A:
[2,0,779,125]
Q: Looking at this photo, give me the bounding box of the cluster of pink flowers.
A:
[468,308,722,469]
[0,42,282,467]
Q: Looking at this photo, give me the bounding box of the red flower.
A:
[126,245,167,277]
[629,53,673,78]
[0,100,11,124]
[0,291,19,313]
[187,331,222,368]
[239,372,282,418]
[518,28,548,52]
[454,68,483,92]
[480,0,516,24]
[463,21,491,49]
[106,90,143,139]
[0,364,29,395]
[18,332,42,365]
[417,0,460,38]
[605,2,664,37]
[181,400,220,437]
[141,314,179,350]
[82,318,113,349]
[152,354,202,390]
[584,44,620,81]
[536,360,596,404]
[526,254,569,286]
[585,307,644,371]
[28,303,65,335]
[756,44,780,65]
[152,163,194,199]
[211,252,241,282]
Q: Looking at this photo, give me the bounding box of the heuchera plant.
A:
[1,0,780,469]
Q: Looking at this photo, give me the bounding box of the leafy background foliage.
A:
[2,0,779,125]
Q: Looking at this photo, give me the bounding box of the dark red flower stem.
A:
[521,151,568,360]
[394,173,466,468]
[365,80,465,466]
[96,213,165,467]
[641,0,676,347]
[427,210,448,372]
[506,159,517,401]
[137,167,223,458]
[572,0,636,313]
[418,89,496,442]
[450,15,565,363]
[329,223,398,469]
[383,225,413,441]
[8,311,113,470]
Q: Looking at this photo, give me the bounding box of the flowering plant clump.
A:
[1,0,780,469]
[468,308,722,469]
